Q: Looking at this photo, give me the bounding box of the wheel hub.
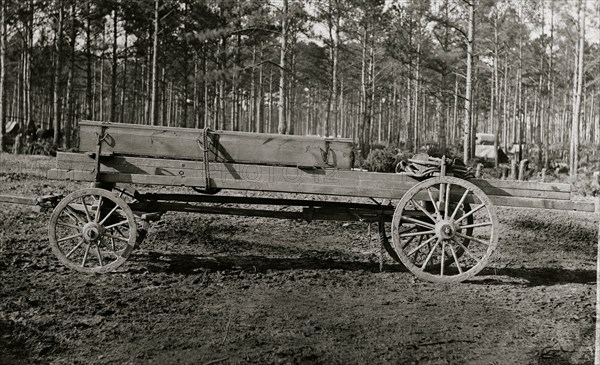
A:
[82,222,105,242]
[435,220,456,239]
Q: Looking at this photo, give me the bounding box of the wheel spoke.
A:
[400,229,436,238]
[65,239,85,258]
[443,183,451,220]
[455,232,491,246]
[452,237,479,262]
[57,221,81,230]
[58,232,83,243]
[427,188,441,220]
[105,233,129,242]
[448,242,463,274]
[113,226,127,238]
[407,235,437,256]
[95,244,104,267]
[99,204,120,225]
[81,244,91,267]
[105,219,129,230]
[409,200,437,224]
[81,197,92,223]
[98,239,119,257]
[399,226,417,235]
[64,206,86,226]
[94,196,103,222]
[459,221,493,230]
[455,203,485,224]
[440,240,446,276]
[450,189,470,220]
[402,235,417,249]
[400,216,435,229]
[420,238,441,270]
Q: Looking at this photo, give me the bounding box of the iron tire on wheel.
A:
[391,176,499,283]
[49,188,138,273]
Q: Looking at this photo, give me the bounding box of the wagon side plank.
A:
[53,153,574,202]
[78,121,355,170]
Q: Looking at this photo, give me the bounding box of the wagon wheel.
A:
[391,176,498,283]
[48,188,137,273]
[379,202,473,266]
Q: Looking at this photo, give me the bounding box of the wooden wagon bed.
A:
[49,151,594,213]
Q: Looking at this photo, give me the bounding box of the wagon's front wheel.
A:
[49,188,137,273]
[391,177,499,283]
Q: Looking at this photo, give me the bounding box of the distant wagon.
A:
[475,133,508,163]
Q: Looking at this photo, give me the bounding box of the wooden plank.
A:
[49,168,413,199]
[489,196,595,212]
[54,152,572,200]
[471,178,571,192]
[56,152,573,195]
[78,121,355,170]
[0,195,39,206]
[48,161,594,211]
[49,165,583,212]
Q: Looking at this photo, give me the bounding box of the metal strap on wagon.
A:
[193,127,220,194]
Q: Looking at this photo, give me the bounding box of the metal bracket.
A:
[194,127,220,194]
[94,128,109,182]
[320,141,335,168]
[440,155,447,177]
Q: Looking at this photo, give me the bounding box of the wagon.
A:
[2,121,596,283]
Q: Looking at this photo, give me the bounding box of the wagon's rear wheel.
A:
[48,188,137,273]
[391,176,498,283]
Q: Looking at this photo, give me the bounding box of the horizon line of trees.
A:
[0,0,598,175]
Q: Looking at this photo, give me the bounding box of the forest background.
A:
[0,0,598,174]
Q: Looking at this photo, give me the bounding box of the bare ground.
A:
[0,155,597,364]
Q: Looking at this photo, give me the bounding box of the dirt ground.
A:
[0,155,597,364]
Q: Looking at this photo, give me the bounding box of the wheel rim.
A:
[391,177,498,283]
[48,188,137,273]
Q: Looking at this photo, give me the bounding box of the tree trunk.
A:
[277,0,288,134]
[570,0,585,178]
[120,31,128,123]
[493,9,500,167]
[463,0,475,162]
[150,0,159,126]
[256,46,263,133]
[53,0,64,146]
[359,26,368,156]
[110,7,118,123]
[85,1,93,120]
[24,0,33,133]
[65,1,76,149]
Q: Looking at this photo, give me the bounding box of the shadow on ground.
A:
[128,251,596,288]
